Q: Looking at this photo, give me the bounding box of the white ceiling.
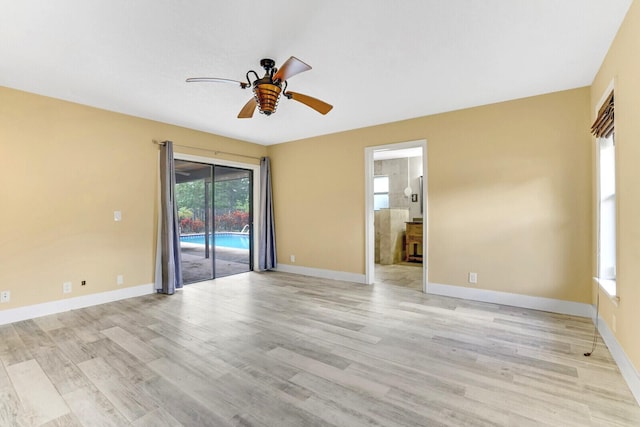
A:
[0,1,632,146]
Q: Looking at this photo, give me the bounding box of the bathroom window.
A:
[374,176,389,210]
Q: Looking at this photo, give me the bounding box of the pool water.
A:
[180,233,250,250]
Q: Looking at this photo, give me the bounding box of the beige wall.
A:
[590,0,640,374]
[268,87,592,302]
[0,86,266,310]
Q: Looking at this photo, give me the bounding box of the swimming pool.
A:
[180,233,250,250]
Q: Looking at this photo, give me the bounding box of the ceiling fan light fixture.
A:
[187,56,331,118]
[254,82,282,116]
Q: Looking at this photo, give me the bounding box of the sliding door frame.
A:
[174,152,262,272]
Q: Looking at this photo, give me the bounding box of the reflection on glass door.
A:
[175,160,252,284]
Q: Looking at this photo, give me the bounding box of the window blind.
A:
[591,91,614,138]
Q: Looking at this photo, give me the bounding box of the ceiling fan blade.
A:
[285,91,333,115]
[186,77,248,89]
[238,97,257,118]
[273,56,311,82]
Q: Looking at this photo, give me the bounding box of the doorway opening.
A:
[175,159,254,283]
[365,140,427,292]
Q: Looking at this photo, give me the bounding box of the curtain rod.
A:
[152,140,262,160]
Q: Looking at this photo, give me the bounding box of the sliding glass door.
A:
[213,166,252,278]
[175,160,252,283]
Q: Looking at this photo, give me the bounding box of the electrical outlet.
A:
[114,211,122,221]
[117,275,124,285]
[468,272,478,284]
[290,255,296,263]
[81,280,86,286]
[63,281,72,294]
[0,291,10,303]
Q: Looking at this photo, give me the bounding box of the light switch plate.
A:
[114,211,122,221]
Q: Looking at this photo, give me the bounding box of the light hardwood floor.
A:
[375,263,423,290]
[1,271,639,426]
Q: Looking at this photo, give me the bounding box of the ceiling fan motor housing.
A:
[253,76,282,115]
[259,58,276,72]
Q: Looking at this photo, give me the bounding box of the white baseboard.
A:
[595,313,640,405]
[275,264,366,284]
[0,283,156,326]
[426,282,593,318]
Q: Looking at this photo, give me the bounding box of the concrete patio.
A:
[180,243,251,283]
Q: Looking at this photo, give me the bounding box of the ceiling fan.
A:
[186,56,333,118]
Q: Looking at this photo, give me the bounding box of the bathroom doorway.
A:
[365,140,427,292]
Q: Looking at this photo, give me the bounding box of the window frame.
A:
[593,85,617,299]
[373,175,389,211]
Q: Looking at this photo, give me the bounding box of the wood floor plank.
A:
[291,371,441,427]
[297,395,386,427]
[100,326,161,363]
[84,338,157,384]
[145,322,221,357]
[33,346,90,396]
[6,359,70,426]
[384,385,509,427]
[345,360,465,398]
[140,376,233,427]
[332,344,516,397]
[0,324,32,367]
[255,324,353,370]
[46,327,96,365]
[432,335,579,377]
[77,357,158,423]
[12,320,57,355]
[32,315,65,333]
[62,385,129,427]
[212,370,331,427]
[40,413,84,427]
[103,313,163,343]
[208,344,313,402]
[465,382,592,426]
[147,356,232,415]
[0,361,21,427]
[267,346,390,397]
[130,407,182,427]
[57,310,110,344]
[298,316,382,344]
[149,336,232,378]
